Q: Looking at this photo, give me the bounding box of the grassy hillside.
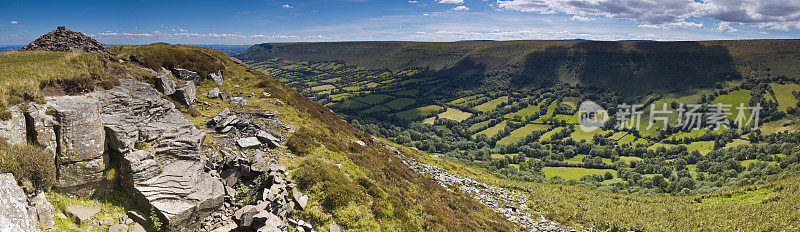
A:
[238,39,800,96]
[1,45,517,231]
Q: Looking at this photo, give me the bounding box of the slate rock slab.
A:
[65,205,100,224]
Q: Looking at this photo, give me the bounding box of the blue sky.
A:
[1,0,800,45]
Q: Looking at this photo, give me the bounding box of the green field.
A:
[473,96,509,112]
[385,98,416,110]
[608,132,627,140]
[497,124,550,145]
[394,89,420,97]
[473,120,508,139]
[437,108,472,122]
[534,101,558,123]
[394,105,444,120]
[619,156,644,164]
[649,141,715,155]
[311,84,336,92]
[712,89,752,121]
[363,104,391,113]
[668,129,709,140]
[542,167,616,180]
[422,117,436,125]
[567,128,609,143]
[467,120,491,133]
[354,94,393,104]
[334,99,370,109]
[769,83,800,112]
[504,103,541,119]
[539,127,566,142]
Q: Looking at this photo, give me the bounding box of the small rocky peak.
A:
[20,26,111,53]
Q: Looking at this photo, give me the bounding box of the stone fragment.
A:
[205,87,220,99]
[293,189,308,210]
[65,205,100,224]
[237,137,262,149]
[233,205,259,227]
[0,106,25,145]
[155,73,176,95]
[24,103,58,158]
[208,71,224,85]
[126,210,147,225]
[174,81,197,106]
[256,131,281,147]
[330,223,341,232]
[230,97,247,106]
[32,193,54,231]
[0,174,41,232]
[174,68,200,82]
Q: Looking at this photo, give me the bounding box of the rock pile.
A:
[20,26,111,53]
[383,144,594,232]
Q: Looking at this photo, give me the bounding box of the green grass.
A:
[394,105,444,120]
[542,167,616,180]
[393,89,420,97]
[0,51,144,108]
[467,120,492,133]
[668,129,708,140]
[334,99,370,109]
[769,83,800,112]
[618,156,643,164]
[538,126,566,142]
[649,141,715,155]
[437,108,472,122]
[723,139,751,149]
[422,117,436,125]
[473,120,508,139]
[363,105,391,113]
[311,84,336,92]
[449,95,480,106]
[760,118,798,134]
[567,128,609,143]
[473,96,508,112]
[700,187,775,205]
[353,94,393,105]
[384,98,416,110]
[608,132,627,140]
[504,103,541,119]
[712,89,752,121]
[497,124,550,145]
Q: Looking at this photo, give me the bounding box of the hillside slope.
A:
[239,39,800,95]
[0,35,523,231]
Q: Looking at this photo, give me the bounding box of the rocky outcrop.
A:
[154,72,176,96]
[385,144,592,232]
[19,26,111,53]
[0,173,41,232]
[93,79,224,230]
[173,81,197,106]
[174,68,201,82]
[0,106,26,145]
[46,95,109,198]
[24,104,58,158]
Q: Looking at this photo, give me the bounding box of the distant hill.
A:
[0,45,21,53]
[238,40,800,96]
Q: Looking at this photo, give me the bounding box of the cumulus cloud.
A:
[496,0,800,30]
[438,0,464,4]
[571,15,594,21]
[9,21,19,24]
[408,1,418,3]
[282,4,292,8]
[716,22,739,32]
[453,5,470,11]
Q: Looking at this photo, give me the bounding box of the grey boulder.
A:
[65,205,100,224]
[174,68,200,82]
[237,137,261,149]
[0,174,41,232]
[208,71,223,85]
[174,81,197,106]
[154,73,176,95]
[0,106,26,145]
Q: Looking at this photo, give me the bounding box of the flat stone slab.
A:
[237,137,262,148]
[65,205,101,224]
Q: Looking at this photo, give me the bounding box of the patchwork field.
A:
[542,167,616,180]
[497,124,550,145]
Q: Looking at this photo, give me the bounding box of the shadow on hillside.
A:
[514,41,741,96]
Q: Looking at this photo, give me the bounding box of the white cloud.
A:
[497,0,800,30]
[438,0,464,4]
[408,1,418,3]
[9,21,18,24]
[282,4,292,8]
[571,15,594,22]
[453,5,470,11]
[715,22,739,32]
